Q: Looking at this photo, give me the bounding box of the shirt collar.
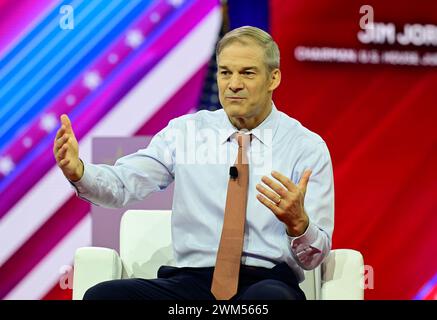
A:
[219,102,279,147]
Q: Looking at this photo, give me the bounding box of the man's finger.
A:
[59,158,70,167]
[57,135,69,149]
[53,135,67,154]
[260,176,288,198]
[56,145,68,160]
[256,193,282,216]
[60,114,73,133]
[256,183,281,205]
[271,170,296,191]
[55,126,65,140]
[298,169,312,193]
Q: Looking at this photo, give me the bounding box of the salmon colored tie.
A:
[211,133,251,300]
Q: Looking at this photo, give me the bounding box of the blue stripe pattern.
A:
[0,0,152,150]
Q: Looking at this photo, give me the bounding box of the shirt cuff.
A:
[68,160,94,195]
[288,221,319,250]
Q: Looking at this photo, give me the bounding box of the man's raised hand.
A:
[256,169,312,236]
[53,114,83,182]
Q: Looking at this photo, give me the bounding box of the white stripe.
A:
[0,6,221,275]
[4,215,92,300]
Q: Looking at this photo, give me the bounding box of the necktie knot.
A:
[235,133,251,165]
[236,133,251,148]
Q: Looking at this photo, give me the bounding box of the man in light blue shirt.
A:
[53,26,334,300]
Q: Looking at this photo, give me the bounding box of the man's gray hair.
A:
[216,26,280,72]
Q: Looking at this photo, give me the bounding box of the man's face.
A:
[217,39,280,128]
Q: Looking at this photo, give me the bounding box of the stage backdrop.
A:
[270,0,437,299]
[0,0,221,299]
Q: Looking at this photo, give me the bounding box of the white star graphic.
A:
[168,0,184,7]
[22,137,33,148]
[108,53,119,64]
[126,30,144,49]
[150,12,161,23]
[40,113,58,132]
[83,71,102,90]
[0,156,15,176]
[66,94,76,106]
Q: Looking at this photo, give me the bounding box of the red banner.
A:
[271,0,437,300]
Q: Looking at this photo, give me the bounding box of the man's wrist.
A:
[286,215,309,237]
[69,159,84,182]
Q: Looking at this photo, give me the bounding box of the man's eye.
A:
[220,71,230,75]
[243,72,254,75]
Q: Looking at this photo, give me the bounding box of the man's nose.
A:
[228,75,244,92]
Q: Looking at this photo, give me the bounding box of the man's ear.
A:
[268,68,281,91]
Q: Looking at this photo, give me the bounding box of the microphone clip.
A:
[229,166,238,179]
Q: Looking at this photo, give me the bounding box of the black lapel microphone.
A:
[229,166,238,179]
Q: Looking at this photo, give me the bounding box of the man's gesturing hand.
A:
[256,170,312,237]
[53,114,83,182]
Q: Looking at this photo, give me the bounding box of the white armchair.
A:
[73,210,364,300]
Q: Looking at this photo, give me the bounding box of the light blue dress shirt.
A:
[72,104,334,282]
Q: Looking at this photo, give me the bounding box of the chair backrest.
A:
[300,268,320,300]
[120,210,318,299]
[320,249,364,299]
[120,210,174,279]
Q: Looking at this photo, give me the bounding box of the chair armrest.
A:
[73,247,122,300]
[321,249,364,300]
